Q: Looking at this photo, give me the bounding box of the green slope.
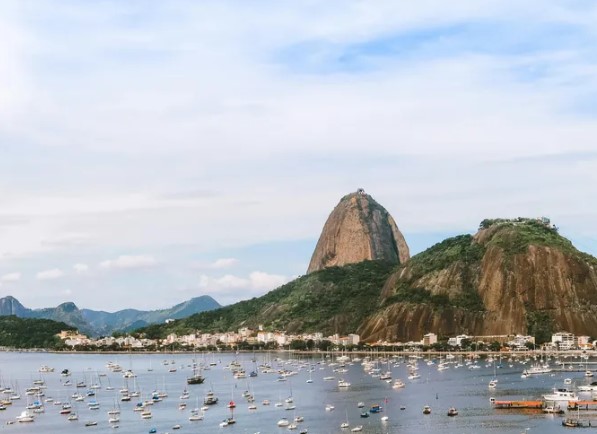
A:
[137,260,395,339]
[0,315,74,349]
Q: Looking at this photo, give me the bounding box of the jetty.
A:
[568,402,597,411]
[492,400,544,409]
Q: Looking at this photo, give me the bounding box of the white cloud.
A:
[247,271,288,290]
[1,272,21,282]
[99,255,157,270]
[214,274,249,289]
[73,263,89,273]
[36,268,64,280]
[198,271,290,304]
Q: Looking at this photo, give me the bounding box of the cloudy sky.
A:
[1,1,596,311]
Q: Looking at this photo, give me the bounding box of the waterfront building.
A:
[551,332,576,350]
[422,333,437,346]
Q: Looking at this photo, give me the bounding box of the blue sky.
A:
[1,1,596,310]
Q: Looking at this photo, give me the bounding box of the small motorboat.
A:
[277,418,290,427]
[350,426,363,432]
[393,379,406,389]
[423,405,431,415]
[447,407,458,416]
[85,421,98,427]
[562,418,582,427]
[543,405,564,414]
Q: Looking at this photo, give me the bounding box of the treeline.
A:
[0,315,73,349]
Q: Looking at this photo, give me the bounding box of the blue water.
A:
[0,351,592,433]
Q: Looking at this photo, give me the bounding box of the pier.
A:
[492,400,544,409]
[568,402,597,411]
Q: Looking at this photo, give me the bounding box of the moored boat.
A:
[543,387,579,402]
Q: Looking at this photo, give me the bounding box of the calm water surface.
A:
[0,352,592,433]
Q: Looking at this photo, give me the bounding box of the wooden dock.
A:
[568,401,597,411]
[492,400,544,409]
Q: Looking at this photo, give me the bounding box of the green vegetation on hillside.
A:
[408,235,485,276]
[526,310,554,344]
[483,218,576,257]
[0,315,74,349]
[384,235,485,311]
[137,260,395,339]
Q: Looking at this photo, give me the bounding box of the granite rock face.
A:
[358,220,597,342]
[307,190,410,274]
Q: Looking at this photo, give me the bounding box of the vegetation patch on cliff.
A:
[481,218,576,255]
[525,309,554,344]
[383,235,485,311]
[408,235,485,276]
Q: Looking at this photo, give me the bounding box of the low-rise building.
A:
[447,335,471,347]
[422,333,437,346]
[552,332,576,350]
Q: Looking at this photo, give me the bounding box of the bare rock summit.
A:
[307,189,410,274]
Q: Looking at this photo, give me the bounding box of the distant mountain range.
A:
[0,295,221,337]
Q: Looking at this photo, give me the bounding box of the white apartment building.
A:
[447,334,471,347]
[552,332,576,350]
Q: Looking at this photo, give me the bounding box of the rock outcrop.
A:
[358,219,597,342]
[307,190,410,274]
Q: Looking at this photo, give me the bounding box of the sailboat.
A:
[189,396,204,421]
[224,405,236,426]
[227,387,236,409]
[187,364,205,385]
[130,377,140,397]
[285,380,294,403]
[340,409,350,428]
[306,370,313,384]
[108,398,121,416]
[489,362,498,388]
[105,376,114,391]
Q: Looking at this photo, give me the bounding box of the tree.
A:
[458,339,472,350]
[489,341,501,352]
[290,340,307,351]
[316,340,333,351]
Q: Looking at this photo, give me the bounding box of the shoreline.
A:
[3,348,596,357]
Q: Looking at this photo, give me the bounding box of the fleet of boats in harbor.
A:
[2,351,597,432]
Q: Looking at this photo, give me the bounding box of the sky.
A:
[1,1,596,311]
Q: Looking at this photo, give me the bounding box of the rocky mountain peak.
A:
[307,189,410,274]
[0,295,27,316]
